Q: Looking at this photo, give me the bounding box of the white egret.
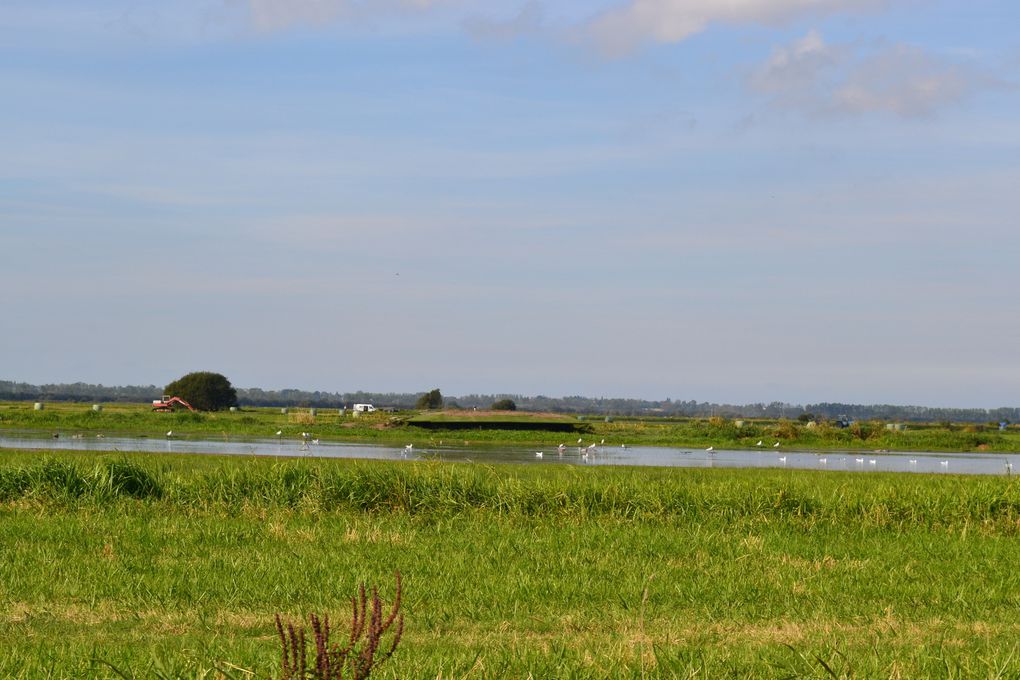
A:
[773,442,780,448]
[706,446,714,453]
[166,431,173,438]
[778,456,787,463]
[535,452,543,458]
[756,440,763,447]
[819,457,827,464]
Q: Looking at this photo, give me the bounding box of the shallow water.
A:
[0,430,1017,476]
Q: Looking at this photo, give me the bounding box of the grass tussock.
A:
[2,452,1020,532]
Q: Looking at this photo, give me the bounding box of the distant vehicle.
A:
[833,415,852,428]
[151,396,197,412]
[353,403,377,413]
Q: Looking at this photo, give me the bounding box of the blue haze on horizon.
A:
[1,0,1018,408]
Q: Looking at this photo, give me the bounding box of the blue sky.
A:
[2,0,1018,406]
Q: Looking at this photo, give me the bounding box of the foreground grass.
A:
[2,451,1020,678]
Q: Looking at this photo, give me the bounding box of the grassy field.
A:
[3,400,1020,453]
[2,450,1020,678]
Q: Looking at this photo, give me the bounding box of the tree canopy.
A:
[415,388,443,410]
[164,372,238,411]
[491,398,517,411]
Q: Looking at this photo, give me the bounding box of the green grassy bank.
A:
[2,451,1020,677]
[4,400,1020,453]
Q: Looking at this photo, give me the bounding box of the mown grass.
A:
[3,450,1020,677]
[4,401,1020,453]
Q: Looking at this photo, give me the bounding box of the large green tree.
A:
[415,388,443,410]
[164,372,238,411]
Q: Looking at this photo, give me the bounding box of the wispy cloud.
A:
[463,1,544,43]
[750,30,996,117]
[583,0,892,56]
[242,0,447,32]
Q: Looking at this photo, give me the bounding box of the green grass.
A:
[4,400,1020,453]
[2,450,1020,677]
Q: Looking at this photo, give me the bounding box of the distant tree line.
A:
[1,380,1016,423]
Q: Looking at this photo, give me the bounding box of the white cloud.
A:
[584,0,891,56]
[750,30,992,117]
[832,44,977,116]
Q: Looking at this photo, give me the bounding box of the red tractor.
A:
[151,396,197,412]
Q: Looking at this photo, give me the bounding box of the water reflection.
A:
[0,431,1016,476]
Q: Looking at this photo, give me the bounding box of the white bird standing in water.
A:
[535,451,543,458]
[706,446,714,453]
[166,431,173,438]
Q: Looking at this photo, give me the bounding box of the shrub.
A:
[491,399,517,411]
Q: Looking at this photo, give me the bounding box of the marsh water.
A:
[0,430,1017,476]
